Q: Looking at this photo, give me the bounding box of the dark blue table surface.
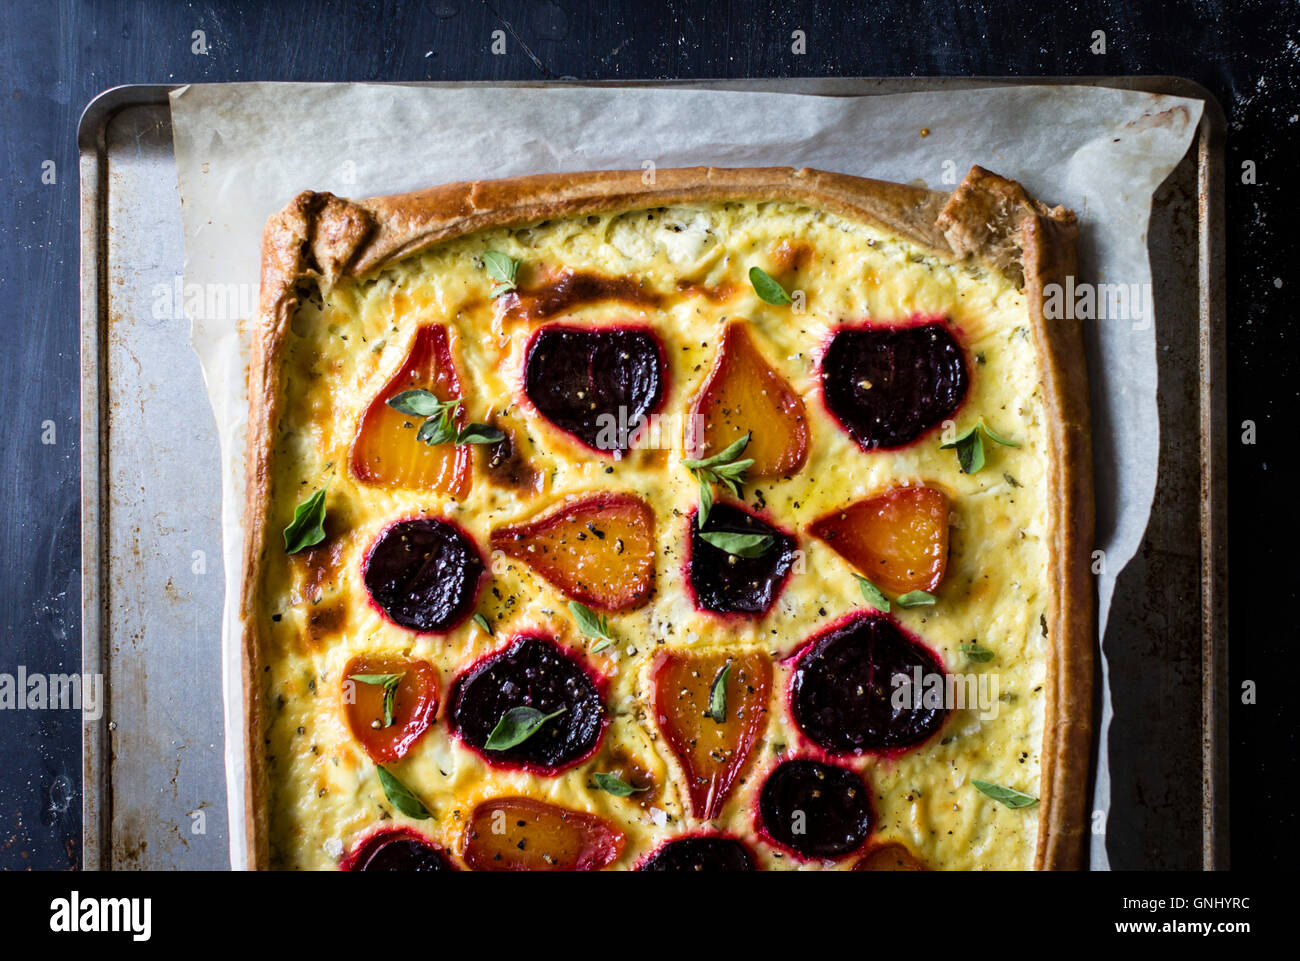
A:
[1,0,1294,870]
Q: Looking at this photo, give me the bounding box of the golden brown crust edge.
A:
[939,167,1094,869]
[242,165,1092,871]
[1024,211,1094,870]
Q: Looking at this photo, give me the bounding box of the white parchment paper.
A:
[170,82,1203,870]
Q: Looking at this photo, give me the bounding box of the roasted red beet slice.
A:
[341,653,439,763]
[637,835,757,871]
[821,321,968,450]
[490,493,655,613]
[448,635,605,774]
[652,650,772,820]
[687,503,797,616]
[463,796,624,871]
[757,759,873,860]
[789,611,948,754]
[363,518,485,633]
[523,324,666,456]
[341,829,456,871]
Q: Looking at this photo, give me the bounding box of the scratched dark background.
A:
[0,0,1294,871]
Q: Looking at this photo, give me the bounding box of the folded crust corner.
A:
[937,165,1076,289]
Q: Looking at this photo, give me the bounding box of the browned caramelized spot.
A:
[600,745,661,809]
[497,267,660,323]
[628,447,669,471]
[305,601,346,646]
[770,240,814,274]
[480,420,544,495]
[297,538,346,603]
[675,279,741,303]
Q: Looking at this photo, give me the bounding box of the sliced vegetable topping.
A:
[449,635,605,774]
[809,485,950,595]
[350,324,471,495]
[362,517,485,633]
[523,324,666,456]
[687,321,808,479]
[341,654,438,763]
[491,493,655,613]
[757,759,873,861]
[821,321,969,450]
[789,611,949,754]
[463,797,625,871]
[637,835,757,871]
[341,828,456,871]
[652,650,772,820]
[687,503,796,617]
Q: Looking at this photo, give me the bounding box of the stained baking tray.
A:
[78,78,1227,870]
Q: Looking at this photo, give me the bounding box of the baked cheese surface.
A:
[259,200,1049,870]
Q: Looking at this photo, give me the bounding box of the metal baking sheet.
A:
[78,78,1227,870]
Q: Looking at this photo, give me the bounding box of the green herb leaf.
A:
[683,432,752,471]
[456,423,506,445]
[699,531,773,558]
[589,638,612,654]
[940,420,1017,473]
[971,779,1038,809]
[482,251,520,297]
[376,766,432,819]
[592,772,648,797]
[415,401,460,446]
[568,600,613,641]
[697,473,714,529]
[387,389,445,418]
[472,612,492,635]
[940,425,985,474]
[349,673,405,686]
[351,672,404,727]
[854,575,891,613]
[897,590,937,608]
[484,706,567,751]
[959,642,995,663]
[748,266,793,305]
[710,459,753,483]
[283,486,328,554]
[348,672,406,728]
[979,420,1019,448]
[685,433,753,527]
[707,663,731,723]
